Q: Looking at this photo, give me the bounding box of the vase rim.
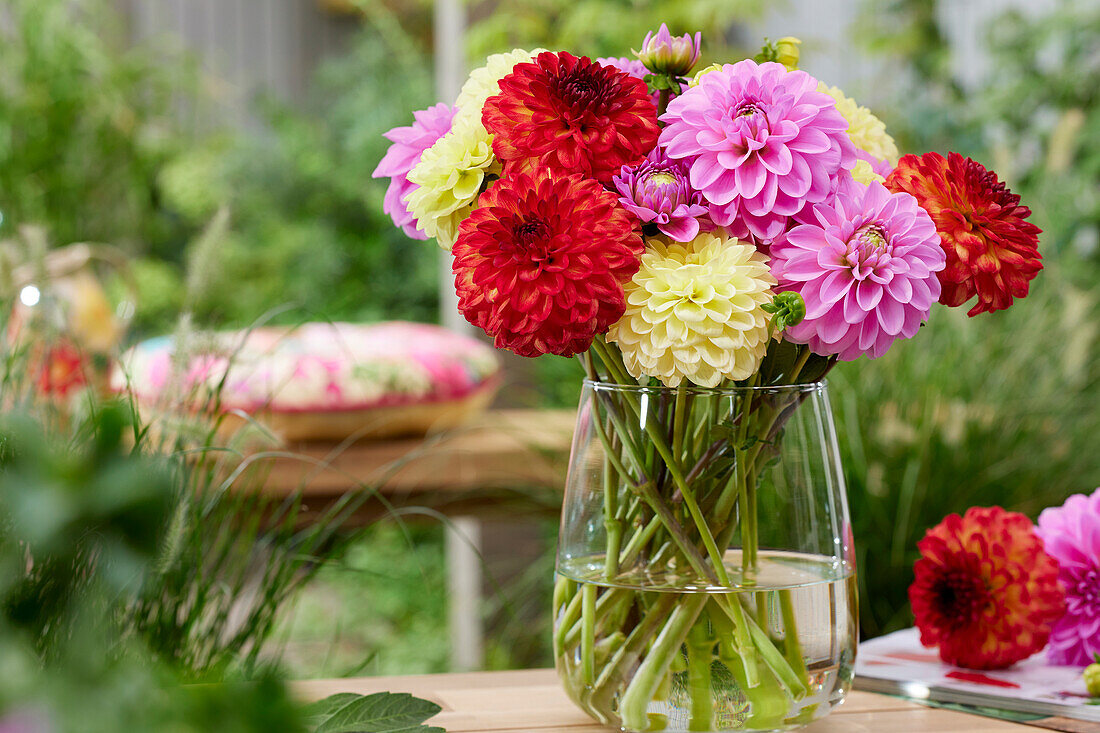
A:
[582,378,827,395]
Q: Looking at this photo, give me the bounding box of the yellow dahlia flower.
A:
[454,48,547,126]
[405,116,499,248]
[608,233,776,387]
[819,83,899,165]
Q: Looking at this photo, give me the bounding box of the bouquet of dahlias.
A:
[376,25,1042,733]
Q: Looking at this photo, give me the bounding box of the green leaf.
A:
[308,692,444,733]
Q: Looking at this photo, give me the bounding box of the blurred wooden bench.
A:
[255,408,575,672]
[258,408,574,520]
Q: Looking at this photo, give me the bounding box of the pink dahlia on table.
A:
[660,59,856,241]
[770,180,945,360]
[483,51,659,184]
[910,506,1065,670]
[613,148,710,241]
[1036,488,1100,667]
[452,171,643,358]
[371,102,455,239]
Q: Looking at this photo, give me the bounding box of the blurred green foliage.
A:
[465,0,767,61]
[0,0,195,260]
[0,404,310,732]
[160,26,441,327]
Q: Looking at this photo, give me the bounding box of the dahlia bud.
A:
[775,37,802,70]
[1086,655,1100,697]
[634,24,701,77]
[762,291,806,331]
[689,63,722,88]
[754,36,802,71]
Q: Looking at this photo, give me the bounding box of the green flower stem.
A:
[779,589,809,683]
[602,421,621,580]
[581,583,597,685]
[589,593,679,714]
[587,386,717,582]
[635,407,731,586]
[633,480,718,584]
[619,515,661,568]
[585,351,735,594]
[562,586,633,649]
[739,473,754,579]
[618,593,709,731]
[673,383,688,461]
[554,584,585,651]
[709,601,783,716]
[713,592,760,688]
[687,620,715,731]
[744,606,808,698]
[756,590,772,631]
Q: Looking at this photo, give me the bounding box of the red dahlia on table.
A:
[909,506,1064,670]
[482,51,660,184]
[886,152,1042,316]
[452,171,643,358]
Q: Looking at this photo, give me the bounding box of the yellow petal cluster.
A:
[405,116,499,249]
[819,83,899,165]
[851,158,885,186]
[689,63,722,88]
[454,48,547,127]
[608,233,776,388]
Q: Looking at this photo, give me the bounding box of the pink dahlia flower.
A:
[770,180,945,360]
[1036,488,1100,666]
[596,56,650,81]
[613,148,710,241]
[372,103,455,239]
[660,60,857,241]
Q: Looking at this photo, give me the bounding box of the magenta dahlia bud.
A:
[613,148,711,241]
[635,24,701,77]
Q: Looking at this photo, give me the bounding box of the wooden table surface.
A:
[295,668,1041,733]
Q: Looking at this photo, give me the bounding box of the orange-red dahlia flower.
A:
[482,51,660,185]
[909,506,1064,670]
[886,152,1042,316]
[34,340,89,398]
[452,171,643,357]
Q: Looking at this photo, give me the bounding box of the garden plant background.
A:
[0,0,1096,681]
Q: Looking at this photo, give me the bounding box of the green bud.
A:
[762,291,806,331]
[775,37,802,71]
[753,36,801,71]
[1087,660,1100,697]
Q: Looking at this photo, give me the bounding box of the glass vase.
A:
[554,380,856,733]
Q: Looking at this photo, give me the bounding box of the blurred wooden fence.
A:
[115,0,358,129]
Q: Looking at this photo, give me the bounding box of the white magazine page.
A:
[855,628,1099,723]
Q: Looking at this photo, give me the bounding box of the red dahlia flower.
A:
[34,340,89,398]
[452,171,643,357]
[886,152,1042,316]
[482,51,660,184]
[909,506,1064,670]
